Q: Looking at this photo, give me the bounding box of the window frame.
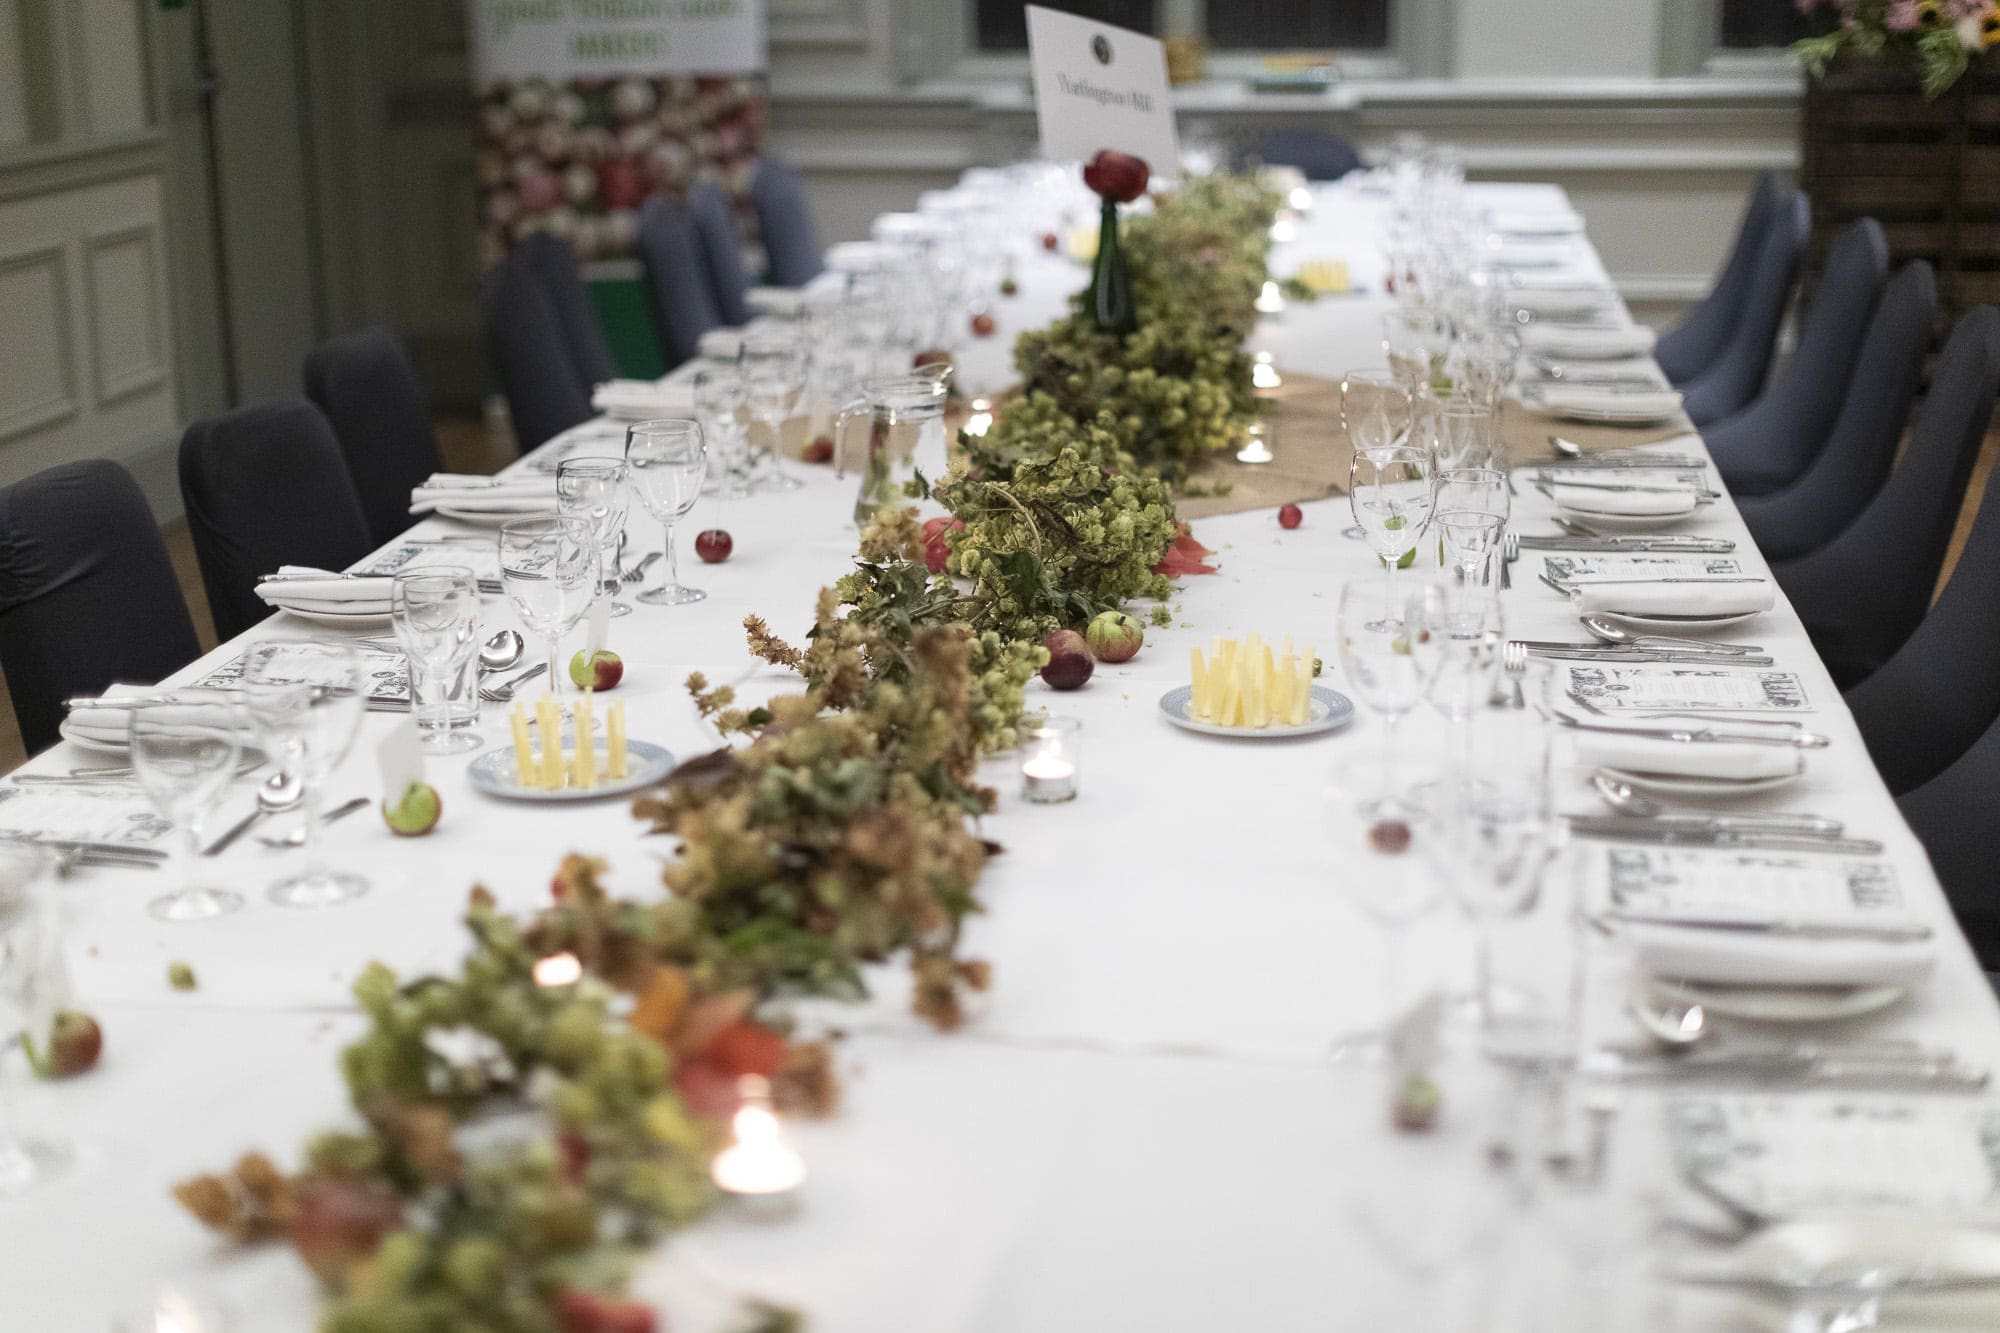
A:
[1658,1,1808,79]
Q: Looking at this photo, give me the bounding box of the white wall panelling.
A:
[82,221,168,406]
[0,241,80,443]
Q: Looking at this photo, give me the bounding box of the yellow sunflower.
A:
[1919,0,1944,27]
[1984,5,2000,46]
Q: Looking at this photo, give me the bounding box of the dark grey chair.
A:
[1899,702,2000,971]
[690,181,753,328]
[1703,218,1888,498]
[1734,261,1937,564]
[178,399,372,641]
[1678,190,1810,428]
[1837,308,2000,784]
[0,460,201,754]
[748,157,822,287]
[636,196,724,370]
[303,325,444,547]
[516,231,618,389]
[1241,129,1363,181]
[1656,171,1790,386]
[484,250,594,452]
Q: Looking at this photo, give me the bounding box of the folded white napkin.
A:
[590,379,698,422]
[1532,359,1665,386]
[1532,387,1683,421]
[1488,208,1585,236]
[62,683,256,750]
[1519,324,1658,360]
[1508,287,1616,318]
[1630,920,1936,988]
[1488,239,1579,268]
[824,240,895,273]
[743,287,809,317]
[254,565,394,614]
[1574,581,1775,618]
[409,474,557,516]
[1550,483,1701,517]
[1578,729,1802,782]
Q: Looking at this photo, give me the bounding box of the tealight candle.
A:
[1254,280,1286,314]
[711,1075,805,1219]
[533,951,582,987]
[1235,421,1274,465]
[1269,217,1295,243]
[1251,352,1283,392]
[1019,715,1081,804]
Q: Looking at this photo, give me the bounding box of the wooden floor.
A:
[0,417,1992,775]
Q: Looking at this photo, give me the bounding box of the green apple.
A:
[568,648,624,691]
[382,782,442,837]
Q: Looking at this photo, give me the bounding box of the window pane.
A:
[1719,1,1834,49]
[1208,1,1392,51]
[975,0,1159,52]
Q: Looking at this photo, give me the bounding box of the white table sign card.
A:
[1025,5,1179,177]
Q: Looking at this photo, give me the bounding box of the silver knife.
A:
[1546,576,1766,588]
[0,834,167,861]
[1525,648,1775,666]
[1617,1053,1986,1091]
[1571,809,1842,836]
[1565,822,1881,855]
[1591,909,1930,942]
[1532,477,1719,496]
[1554,714,1831,749]
[1519,536,1736,553]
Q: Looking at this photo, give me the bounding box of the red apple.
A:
[803,435,834,464]
[694,529,733,563]
[381,782,442,837]
[921,516,962,574]
[1000,276,1019,297]
[1083,149,1150,204]
[969,312,997,338]
[568,649,624,690]
[1040,231,1060,252]
[558,1290,659,1333]
[1367,818,1413,855]
[1084,610,1143,663]
[1040,630,1093,691]
[290,1176,404,1287]
[1278,503,1303,530]
[705,1021,788,1079]
[24,1010,100,1079]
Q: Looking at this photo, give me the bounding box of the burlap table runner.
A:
[1172,369,1695,522]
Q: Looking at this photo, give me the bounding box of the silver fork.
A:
[1501,528,1518,589]
[1502,637,1528,708]
[480,663,547,703]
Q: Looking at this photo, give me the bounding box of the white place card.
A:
[193,646,410,704]
[377,718,426,798]
[1671,1096,2000,1218]
[0,784,172,850]
[1599,847,1905,925]
[1026,6,1179,177]
[1543,555,1746,584]
[1565,665,1812,713]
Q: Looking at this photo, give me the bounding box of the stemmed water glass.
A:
[1341,369,1411,459]
[240,642,369,908]
[0,846,68,1194]
[130,699,246,920]
[1349,443,1436,613]
[741,335,806,491]
[392,566,484,754]
[625,420,709,606]
[499,516,600,700]
[1432,397,1497,472]
[555,458,633,618]
[1383,306,1449,395]
[1336,578,1429,819]
[692,367,752,500]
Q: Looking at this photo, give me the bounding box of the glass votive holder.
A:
[1235,420,1274,465]
[1020,715,1081,804]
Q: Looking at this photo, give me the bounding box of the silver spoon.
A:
[1580,614,1762,655]
[1551,514,1602,538]
[1549,434,1584,460]
[202,771,304,856]
[480,629,525,674]
[1627,984,1709,1050]
[1589,771,1844,836]
[256,796,371,849]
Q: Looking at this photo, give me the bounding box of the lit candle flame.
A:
[1254,281,1285,314]
[532,952,582,987]
[711,1100,807,1196]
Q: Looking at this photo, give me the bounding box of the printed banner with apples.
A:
[467,0,769,269]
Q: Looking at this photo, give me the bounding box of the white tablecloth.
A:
[4,180,1995,1331]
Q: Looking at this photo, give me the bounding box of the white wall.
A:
[0,4,29,149]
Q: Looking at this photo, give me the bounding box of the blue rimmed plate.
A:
[468,739,674,802]
[1158,685,1355,739]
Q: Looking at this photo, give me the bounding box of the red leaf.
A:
[1151,528,1217,577]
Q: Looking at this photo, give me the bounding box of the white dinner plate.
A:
[1648,974,1910,1025]
[1597,765,1802,803]
[271,604,394,628]
[1550,400,1685,427]
[468,739,674,802]
[55,718,133,756]
[1553,500,1703,531]
[1591,609,1765,635]
[1158,685,1355,739]
[433,504,557,527]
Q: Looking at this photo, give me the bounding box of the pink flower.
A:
[1884,0,1924,30]
[1947,0,1989,19]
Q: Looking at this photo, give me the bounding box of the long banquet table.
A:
[5,179,1998,1331]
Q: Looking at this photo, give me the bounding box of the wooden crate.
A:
[1801,53,2000,341]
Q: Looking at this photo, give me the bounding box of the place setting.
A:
[408,471,559,526]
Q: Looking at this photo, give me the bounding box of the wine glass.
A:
[1336,578,1427,818]
[625,420,709,607]
[499,516,600,701]
[0,845,69,1194]
[130,699,246,920]
[1432,397,1497,472]
[392,566,483,754]
[692,367,752,500]
[1341,368,1411,459]
[1383,306,1448,395]
[240,642,369,908]
[1349,443,1436,617]
[555,457,633,618]
[1435,511,1503,586]
[741,335,806,491]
